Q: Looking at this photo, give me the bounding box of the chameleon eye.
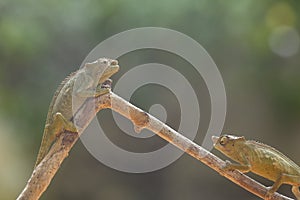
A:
[219,136,227,146]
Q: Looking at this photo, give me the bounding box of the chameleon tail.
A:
[34,125,55,168]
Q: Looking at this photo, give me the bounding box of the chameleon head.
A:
[212,134,246,155]
[85,58,120,83]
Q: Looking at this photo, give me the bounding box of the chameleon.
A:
[35,58,119,167]
[212,134,300,200]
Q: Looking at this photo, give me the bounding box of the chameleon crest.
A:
[212,134,300,200]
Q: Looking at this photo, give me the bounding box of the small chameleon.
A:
[212,134,300,200]
[35,58,119,167]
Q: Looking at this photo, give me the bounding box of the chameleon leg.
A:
[279,174,300,200]
[292,186,300,200]
[52,112,78,133]
[266,173,300,200]
[223,160,251,173]
[265,176,282,200]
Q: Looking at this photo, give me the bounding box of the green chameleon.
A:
[35,58,119,167]
[212,134,300,199]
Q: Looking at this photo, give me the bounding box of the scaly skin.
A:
[212,134,300,200]
[35,58,119,167]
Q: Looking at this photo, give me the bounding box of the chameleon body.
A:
[35,58,119,167]
[212,135,300,199]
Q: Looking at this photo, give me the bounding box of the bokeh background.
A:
[1,0,300,199]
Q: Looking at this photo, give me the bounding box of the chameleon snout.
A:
[110,59,118,66]
[212,136,220,146]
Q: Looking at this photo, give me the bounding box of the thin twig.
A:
[17,92,292,200]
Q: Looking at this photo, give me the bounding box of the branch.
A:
[107,93,292,200]
[17,92,292,200]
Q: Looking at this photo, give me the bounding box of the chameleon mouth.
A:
[100,62,120,82]
[212,136,219,146]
